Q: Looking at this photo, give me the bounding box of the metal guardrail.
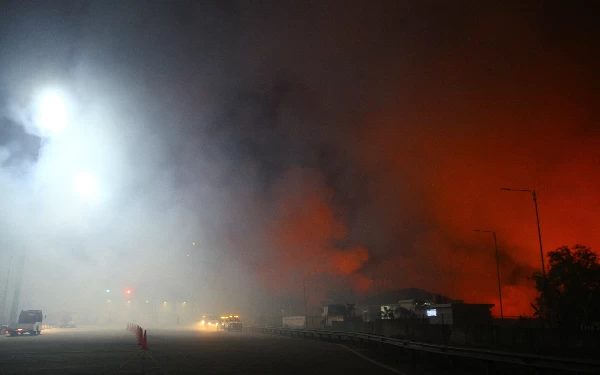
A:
[251,327,600,374]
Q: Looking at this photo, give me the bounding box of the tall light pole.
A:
[500,188,545,278]
[1,256,12,325]
[8,255,25,324]
[474,230,504,319]
[303,276,307,328]
[448,249,455,299]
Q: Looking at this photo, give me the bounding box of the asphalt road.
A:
[0,327,449,375]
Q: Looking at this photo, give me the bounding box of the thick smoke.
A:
[0,1,598,323]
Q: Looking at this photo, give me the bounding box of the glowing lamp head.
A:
[36,89,69,134]
[73,171,100,200]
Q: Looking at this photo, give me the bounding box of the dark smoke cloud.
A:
[0,1,598,322]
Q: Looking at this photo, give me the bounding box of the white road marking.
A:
[336,343,409,375]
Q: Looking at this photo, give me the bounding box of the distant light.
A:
[106,289,110,293]
[192,242,196,246]
[107,300,111,302]
[126,290,131,294]
[183,301,186,304]
[187,254,190,257]
[73,171,100,200]
[146,301,149,303]
[163,301,167,304]
[36,89,69,134]
[127,300,131,303]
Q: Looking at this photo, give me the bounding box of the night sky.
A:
[0,1,598,318]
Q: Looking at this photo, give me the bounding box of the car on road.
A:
[201,314,220,329]
[7,310,43,336]
[58,312,77,328]
[222,315,243,331]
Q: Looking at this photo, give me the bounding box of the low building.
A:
[417,303,493,325]
[355,305,382,322]
[321,304,345,326]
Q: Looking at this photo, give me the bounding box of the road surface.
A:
[0,327,454,374]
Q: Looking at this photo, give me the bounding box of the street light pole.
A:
[448,250,455,299]
[491,232,504,319]
[532,190,546,278]
[1,256,12,325]
[474,230,504,319]
[500,188,546,278]
[303,277,307,328]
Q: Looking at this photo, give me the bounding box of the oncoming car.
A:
[200,314,220,329]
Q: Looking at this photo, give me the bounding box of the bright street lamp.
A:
[36,89,69,134]
[73,171,100,200]
[473,229,504,318]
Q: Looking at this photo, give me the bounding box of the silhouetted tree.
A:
[533,244,600,327]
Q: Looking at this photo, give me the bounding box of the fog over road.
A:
[0,327,447,375]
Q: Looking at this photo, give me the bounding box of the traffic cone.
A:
[142,330,148,350]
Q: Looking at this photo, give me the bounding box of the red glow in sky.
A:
[254,4,598,316]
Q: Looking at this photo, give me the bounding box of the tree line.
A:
[532,244,600,328]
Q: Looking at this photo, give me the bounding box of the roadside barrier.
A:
[126,322,148,350]
[252,326,600,374]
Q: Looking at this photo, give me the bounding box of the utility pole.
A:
[9,255,25,324]
[1,256,12,325]
[501,188,545,277]
[532,190,546,278]
[491,232,504,319]
[448,250,455,299]
[303,277,307,328]
[474,230,504,319]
